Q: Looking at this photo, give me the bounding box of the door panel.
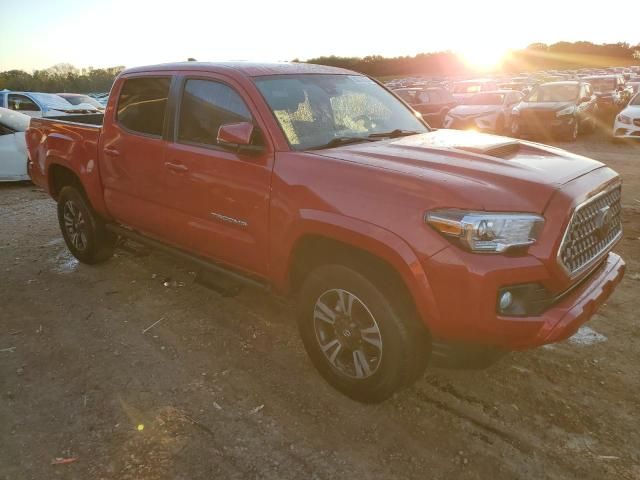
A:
[99,75,182,245]
[164,76,274,276]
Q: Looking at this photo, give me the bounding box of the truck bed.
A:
[40,113,104,126]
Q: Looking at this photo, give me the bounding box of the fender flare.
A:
[275,209,442,329]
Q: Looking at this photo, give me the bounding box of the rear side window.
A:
[178,79,252,146]
[117,77,171,136]
[8,94,40,112]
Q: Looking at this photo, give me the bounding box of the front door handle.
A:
[164,162,188,173]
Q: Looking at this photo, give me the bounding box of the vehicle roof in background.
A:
[0,106,30,131]
[121,62,357,78]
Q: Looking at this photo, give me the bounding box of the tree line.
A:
[304,42,640,77]
[0,63,124,94]
[1,42,639,94]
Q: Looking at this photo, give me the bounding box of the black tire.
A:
[57,186,115,264]
[297,264,430,403]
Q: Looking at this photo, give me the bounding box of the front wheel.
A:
[297,264,430,403]
[57,186,116,264]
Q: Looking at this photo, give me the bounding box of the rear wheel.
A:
[57,186,116,264]
[297,264,430,403]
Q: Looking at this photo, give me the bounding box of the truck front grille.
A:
[558,184,622,277]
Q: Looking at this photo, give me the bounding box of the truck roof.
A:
[121,62,356,78]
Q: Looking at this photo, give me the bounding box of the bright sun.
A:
[458,45,510,71]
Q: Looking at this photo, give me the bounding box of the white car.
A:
[0,107,30,182]
[443,90,523,133]
[612,93,640,141]
[0,90,100,118]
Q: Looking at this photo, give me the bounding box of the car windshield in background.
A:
[453,83,482,94]
[63,95,103,108]
[254,74,428,150]
[631,94,640,106]
[29,93,74,110]
[463,93,504,105]
[585,78,616,93]
[526,84,579,102]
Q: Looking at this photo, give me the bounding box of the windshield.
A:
[29,93,74,110]
[62,95,102,108]
[585,77,616,93]
[631,93,640,106]
[526,84,579,102]
[255,74,428,150]
[462,93,505,105]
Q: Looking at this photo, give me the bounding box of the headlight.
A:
[556,106,575,117]
[425,210,544,253]
[617,114,632,125]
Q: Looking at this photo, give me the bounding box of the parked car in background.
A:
[0,91,100,117]
[612,93,640,141]
[26,62,625,402]
[511,81,598,141]
[57,93,106,111]
[451,79,500,101]
[393,86,456,127]
[443,90,523,133]
[0,107,30,182]
[583,75,633,114]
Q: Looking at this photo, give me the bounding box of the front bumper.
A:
[613,119,640,138]
[515,114,574,137]
[424,249,625,351]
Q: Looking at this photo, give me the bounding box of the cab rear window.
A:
[117,77,171,136]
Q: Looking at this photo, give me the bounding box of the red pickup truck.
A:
[26,62,625,402]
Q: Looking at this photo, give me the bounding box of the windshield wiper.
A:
[368,129,421,139]
[308,136,375,150]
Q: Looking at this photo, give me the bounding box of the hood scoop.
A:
[455,140,521,159]
[394,130,522,159]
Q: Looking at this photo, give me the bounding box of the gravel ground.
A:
[1,131,639,480]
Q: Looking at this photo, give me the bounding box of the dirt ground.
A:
[1,130,639,480]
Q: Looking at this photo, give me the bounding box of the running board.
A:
[106,224,270,294]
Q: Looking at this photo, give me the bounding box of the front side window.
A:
[8,94,40,112]
[178,79,252,146]
[255,74,427,150]
[117,77,171,136]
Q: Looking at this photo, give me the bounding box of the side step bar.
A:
[106,224,270,293]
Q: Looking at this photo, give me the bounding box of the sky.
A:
[1,0,639,72]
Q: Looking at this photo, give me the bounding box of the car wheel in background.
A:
[57,186,116,264]
[297,264,430,403]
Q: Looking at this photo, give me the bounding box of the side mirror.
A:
[217,122,264,154]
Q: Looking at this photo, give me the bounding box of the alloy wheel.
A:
[313,289,383,379]
[63,200,88,252]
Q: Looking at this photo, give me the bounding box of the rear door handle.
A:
[164,162,188,173]
[103,147,120,157]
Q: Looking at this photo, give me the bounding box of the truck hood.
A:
[311,129,605,213]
